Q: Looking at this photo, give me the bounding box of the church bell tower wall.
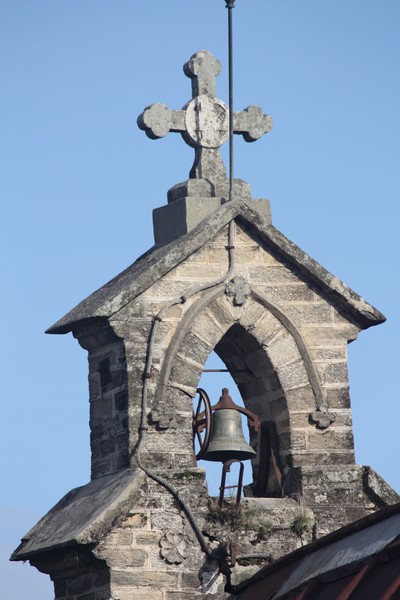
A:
[50,218,394,599]
[76,221,361,498]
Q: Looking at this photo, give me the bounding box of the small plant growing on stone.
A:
[207,499,258,531]
[172,469,204,481]
[291,513,310,537]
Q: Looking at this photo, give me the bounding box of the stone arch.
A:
[154,285,321,496]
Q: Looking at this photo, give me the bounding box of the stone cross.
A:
[138,50,273,187]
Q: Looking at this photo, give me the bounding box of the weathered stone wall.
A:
[91,469,314,599]
[75,320,130,479]
[301,465,400,537]
[52,567,110,600]
[102,221,359,486]
[29,466,398,599]
[29,548,111,600]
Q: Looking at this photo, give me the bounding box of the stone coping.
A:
[47,199,385,335]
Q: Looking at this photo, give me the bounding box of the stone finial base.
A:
[153,178,271,246]
[153,196,223,246]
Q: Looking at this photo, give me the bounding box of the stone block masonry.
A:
[84,335,131,479]
[91,470,315,599]
[112,222,357,480]
[69,220,386,513]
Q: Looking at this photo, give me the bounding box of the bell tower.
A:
[11,45,398,600]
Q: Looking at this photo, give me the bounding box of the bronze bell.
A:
[204,408,257,462]
[203,388,259,463]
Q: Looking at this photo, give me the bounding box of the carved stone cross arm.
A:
[137,104,186,140]
[233,106,273,142]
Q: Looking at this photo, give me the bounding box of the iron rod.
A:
[226,0,235,201]
[201,369,248,373]
[219,459,244,506]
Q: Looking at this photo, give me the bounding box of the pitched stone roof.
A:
[47,199,385,335]
[11,469,145,561]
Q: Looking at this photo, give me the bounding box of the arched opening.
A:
[195,351,254,498]
[193,323,290,498]
[214,323,289,497]
[156,291,314,496]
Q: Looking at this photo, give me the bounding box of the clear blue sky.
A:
[1,1,399,597]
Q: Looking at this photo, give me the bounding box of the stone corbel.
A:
[309,406,336,429]
[225,276,250,306]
